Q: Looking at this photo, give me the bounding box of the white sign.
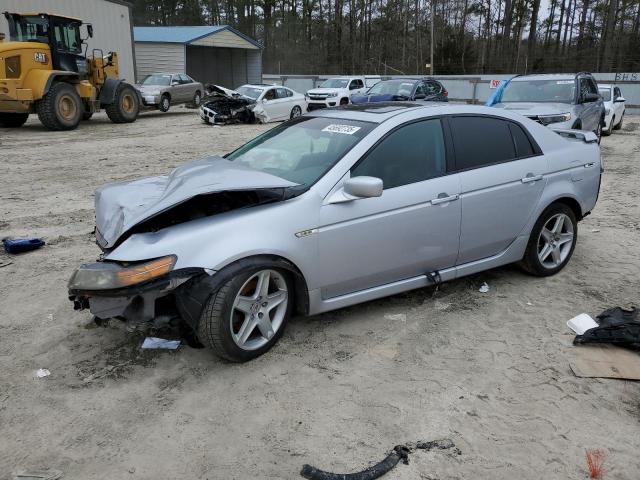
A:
[322,124,361,135]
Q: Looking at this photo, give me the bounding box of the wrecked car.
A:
[69,103,602,362]
[199,84,307,124]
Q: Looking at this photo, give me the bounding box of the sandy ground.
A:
[1,107,639,480]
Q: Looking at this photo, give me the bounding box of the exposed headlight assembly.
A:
[539,113,572,125]
[68,255,176,291]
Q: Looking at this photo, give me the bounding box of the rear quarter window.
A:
[509,123,536,158]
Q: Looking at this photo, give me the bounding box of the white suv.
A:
[306,76,381,110]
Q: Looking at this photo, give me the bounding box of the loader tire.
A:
[0,112,29,128]
[36,82,82,131]
[105,83,139,124]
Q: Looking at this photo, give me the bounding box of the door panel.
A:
[317,176,461,298]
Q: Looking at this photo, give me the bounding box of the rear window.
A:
[450,116,516,170]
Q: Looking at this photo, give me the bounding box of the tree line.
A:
[131,0,640,75]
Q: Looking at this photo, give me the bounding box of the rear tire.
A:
[0,112,29,128]
[191,90,201,108]
[36,82,82,131]
[290,105,302,119]
[197,267,293,362]
[105,83,139,123]
[519,203,578,277]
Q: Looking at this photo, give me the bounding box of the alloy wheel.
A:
[230,270,288,350]
[537,213,574,269]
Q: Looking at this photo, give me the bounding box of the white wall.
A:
[134,43,185,80]
[0,0,136,82]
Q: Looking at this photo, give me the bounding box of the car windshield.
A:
[501,79,576,103]
[142,74,172,86]
[599,88,612,101]
[367,80,416,97]
[226,117,374,186]
[320,79,349,88]
[236,86,264,99]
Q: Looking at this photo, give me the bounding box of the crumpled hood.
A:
[95,156,297,249]
[350,93,407,104]
[135,84,163,93]
[492,102,572,117]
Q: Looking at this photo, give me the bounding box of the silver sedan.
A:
[136,73,204,112]
[69,103,602,362]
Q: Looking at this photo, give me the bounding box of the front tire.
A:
[519,203,578,276]
[595,119,603,144]
[290,105,302,119]
[340,98,349,105]
[105,83,139,123]
[197,268,292,362]
[0,112,29,128]
[36,82,82,131]
[191,90,201,108]
[159,94,171,112]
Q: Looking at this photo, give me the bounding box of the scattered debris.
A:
[82,361,132,383]
[567,313,598,335]
[2,238,45,254]
[573,307,639,349]
[479,282,490,293]
[384,313,406,322]
[591,229,601,233]
[35,368,50,379]
[141,337,181,350]
[526,301,533,306]
[585,448,606,479]
[13,469,63,480]
[300,438,457,480]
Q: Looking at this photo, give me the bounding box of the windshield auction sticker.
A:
[322,124,361,135]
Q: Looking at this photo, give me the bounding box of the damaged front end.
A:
[68,155,298,329]
[199,84,256,125]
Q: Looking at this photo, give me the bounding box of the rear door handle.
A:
[521,174,543,183]
[431,193,459,205]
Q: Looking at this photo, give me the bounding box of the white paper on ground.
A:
[479,282,490,293]
[35,368,50,378]
[567,313,598,335]
[141,337,181,350]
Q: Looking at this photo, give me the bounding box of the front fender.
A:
[22,70,77,100]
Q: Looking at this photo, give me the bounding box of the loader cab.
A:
[4,12,89,75]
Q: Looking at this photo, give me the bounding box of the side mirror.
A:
[171,81,179,86]
[87,24,93,38]
[344,176,383,198]
[614,96,625,103]
[582,92,600,103]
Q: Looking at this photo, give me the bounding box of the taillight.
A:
[443,90,448,97]
[5,56,20,79]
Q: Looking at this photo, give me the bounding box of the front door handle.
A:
[431,193,459,205]
[521,174,543,183]
[584,162,595,168]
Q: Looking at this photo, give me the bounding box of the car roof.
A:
[307,102,544,125]
[511,74,578,82]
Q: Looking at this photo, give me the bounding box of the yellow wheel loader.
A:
[0,12,140,130]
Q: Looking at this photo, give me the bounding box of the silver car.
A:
[69,103,602,362]
[136,73,204,112]
[491,73,605,141]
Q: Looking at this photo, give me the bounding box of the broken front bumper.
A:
[68,257,202,324]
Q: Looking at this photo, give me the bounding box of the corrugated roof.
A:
[133,26,261,48]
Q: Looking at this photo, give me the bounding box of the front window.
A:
[9,15,50,44]
[226,117,374,186]
[367,80,416,98]
[320,78,349,88]
[53,19,82,54]
[236,86,264,99]
[501,80,576,103]
[142,74,172,86]
[598,88,611,101]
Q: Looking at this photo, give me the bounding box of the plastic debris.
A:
[567,313,598,335]
[35,369,50,378]
[13,469,63,480]
[479,282,490,293]
[585,449,606,479]
[574,306,640,349]
[141,337,181,350]
[2,238,45,254]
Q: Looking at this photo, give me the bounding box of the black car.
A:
[350,78,448,104]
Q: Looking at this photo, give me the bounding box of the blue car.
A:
[350,78,448,104]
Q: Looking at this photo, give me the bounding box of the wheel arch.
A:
[23,70,78,100]
[540,195,583,221]
[174,254,310,331]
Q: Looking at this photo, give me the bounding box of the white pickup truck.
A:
[306,76,381,110]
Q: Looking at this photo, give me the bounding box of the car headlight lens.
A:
[327,92,338,97]
[538,113,572,125]
[68,255,176,291]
